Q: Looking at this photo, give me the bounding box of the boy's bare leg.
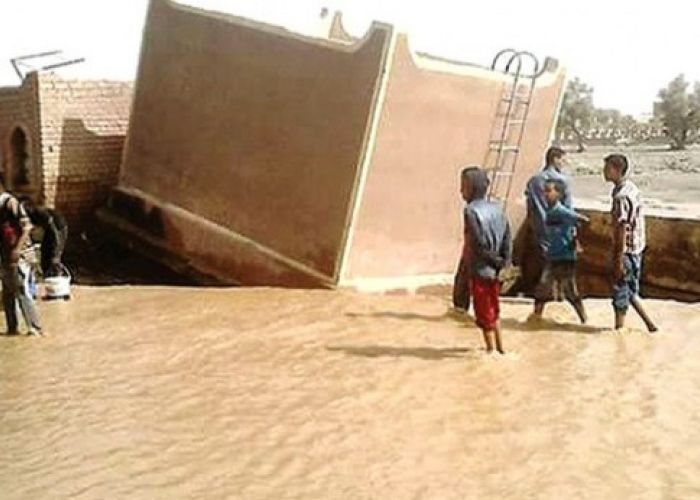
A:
[630,296,658,332]
[529,301,545,321]
[569,299,588,324]
[615,310,626,330]
[482,329,494,353]
[534,301,545,316]
[493,324,504,354]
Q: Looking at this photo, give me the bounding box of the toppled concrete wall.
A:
[340,35,565,289]
[109,0,392,286]
[578,208,700,301]
[101,0,565,288]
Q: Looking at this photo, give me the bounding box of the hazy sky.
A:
[1,0,698,117]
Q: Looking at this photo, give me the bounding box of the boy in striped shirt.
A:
[604,154,657,333]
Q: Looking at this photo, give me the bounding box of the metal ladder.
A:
[484,50,540,209]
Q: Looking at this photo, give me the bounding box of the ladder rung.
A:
[489,144,520,152]
[502,97,530,104]
[493,118,526,126]
[505,84,534,93]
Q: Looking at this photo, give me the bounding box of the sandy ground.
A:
[1,286,700,499]
[567,145,700,218]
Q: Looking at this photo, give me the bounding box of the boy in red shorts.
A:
[460,167,512,354]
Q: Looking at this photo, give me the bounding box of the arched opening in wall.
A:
[8,126,31,189]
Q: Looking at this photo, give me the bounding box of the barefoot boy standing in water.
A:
[460,167,512,354]
[529,179,590,324]
[604,154,658,333]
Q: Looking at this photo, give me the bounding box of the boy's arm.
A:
[465,208,482,256]
[46,213,62,245]
[466,209,491,264]
[563,177,574,208]
[528,178,548,241]
[467,209,508,270]
[612,224,625,280]
[611,196,630,281]
[559,204,590,224]
[462,211,472,264]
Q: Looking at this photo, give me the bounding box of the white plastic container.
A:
[44,264,71,301]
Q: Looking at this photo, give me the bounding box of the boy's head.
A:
[544,180,563,206]
[460,166,490,202]
[603,154,629,183]
[545,146,567,170]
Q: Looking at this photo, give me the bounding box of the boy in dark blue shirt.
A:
[530,180,589,324]
[461,167,512,354]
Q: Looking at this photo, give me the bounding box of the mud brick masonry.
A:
[0,72,132,228]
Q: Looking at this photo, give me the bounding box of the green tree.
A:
[654,74,700,150]
[594,108,622,129]
[556,78,594,152]
[619,114,639,141]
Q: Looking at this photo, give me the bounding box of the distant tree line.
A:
[555,75,700,151]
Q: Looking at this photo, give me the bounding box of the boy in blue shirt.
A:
[529,180,589,324]
[461,167,512,354]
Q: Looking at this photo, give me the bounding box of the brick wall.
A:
[0,73,42,191]
[37,74,132,227]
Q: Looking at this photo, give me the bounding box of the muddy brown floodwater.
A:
[1,286,699,499]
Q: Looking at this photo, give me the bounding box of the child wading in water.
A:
[460,167,512,354]
[529,180,590,323]
[604,154,658,332]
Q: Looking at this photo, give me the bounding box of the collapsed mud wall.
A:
[103,0,565,288]
[578,208,700,301]
[340,36,565,287]
[114,0,391,285]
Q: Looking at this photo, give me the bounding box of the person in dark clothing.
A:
[18,196,68,277]
[452,194,472,313]
[461,167,512,354]
[452,256,471,312]
[523,147,573,291]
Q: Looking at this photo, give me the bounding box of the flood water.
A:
[1,286,699,499]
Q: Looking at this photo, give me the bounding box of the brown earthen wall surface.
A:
[578,209,700,300]
[0,74,41,191]
[121,0,390,278]
[343,37,565,280]
[37,74,131,227]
